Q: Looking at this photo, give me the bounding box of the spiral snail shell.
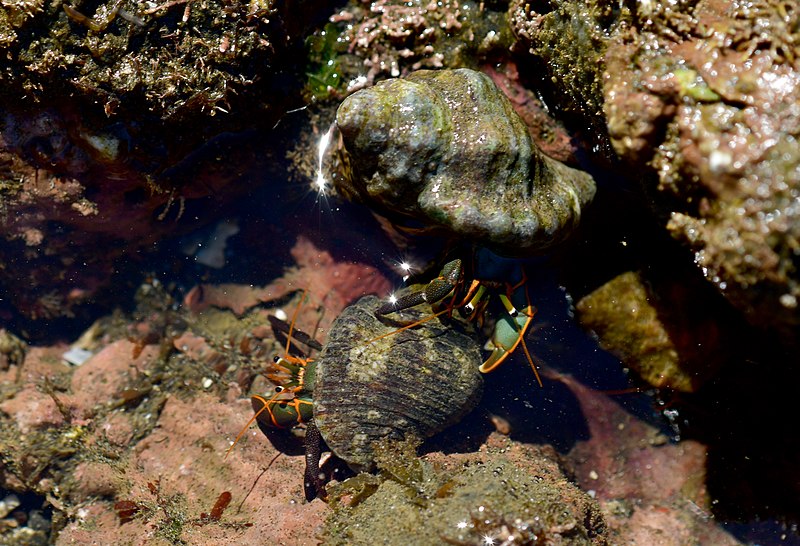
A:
[335,68,596,256]
[313,295,483,472]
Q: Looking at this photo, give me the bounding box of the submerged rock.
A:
[335,68,596,257]
[576,271,733,392]
[323,439,608,545]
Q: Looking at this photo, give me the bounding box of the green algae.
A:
[673,68,722,102]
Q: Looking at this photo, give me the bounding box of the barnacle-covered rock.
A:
[335,68,596,257]
[313,295,483,471]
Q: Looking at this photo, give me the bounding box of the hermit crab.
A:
[376,250,542,384]
[237,294,483,501]
[333,68,597,381]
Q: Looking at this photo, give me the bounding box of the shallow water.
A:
[2,5,800,543]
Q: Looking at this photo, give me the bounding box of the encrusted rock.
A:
[576,271,732,392]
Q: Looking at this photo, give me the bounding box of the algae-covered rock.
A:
[512,0,800,345]
[603,0,800,344]
[335,68,596,257]
[509,0,620,147]
[315,0,513,94]
[1,0,326,128]
[0,329,26,371]
[324,442,607,545]
[576,271,731,392]
[0,0,333,326]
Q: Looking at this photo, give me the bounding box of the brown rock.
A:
[576,271,730,391]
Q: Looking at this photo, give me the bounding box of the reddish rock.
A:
[183,235,391,341]
[58,394,327,545]
[95,412,136,447]
[173,332,225,366]
[484,62,579,164]
[70,461,119,500]
[603,0,800,341]
[3,345,70,385]
[0,387,66,434]
[550,370,739,545]
[69,341,159,418]
[613,504,740,546]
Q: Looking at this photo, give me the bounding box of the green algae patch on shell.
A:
[312,295,483,472]
[335,68,596,257]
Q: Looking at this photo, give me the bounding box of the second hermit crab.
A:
[236,294,483,501]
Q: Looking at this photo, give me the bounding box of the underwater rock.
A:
[0,329,26,371]
[57,394,328,545]
[512,0,800,343]
[0,132,226,326]
[69,340,160,419]
[0,0,331,328]
[0,0,326,132]
[323,439,608,545]
[313,295,484,471]
[183,236,391,338]
[576,271,732,392]
[0,386,67,434]
[335,68,597,257]
[552,371,741,546]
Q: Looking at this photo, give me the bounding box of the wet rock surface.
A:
[336,0,511,85]
[324,437,608,546]
[0,0,323,129]
[511,0,800,343]
[551,371,741,546]
[508,0,615,145]
[607,0,800,344]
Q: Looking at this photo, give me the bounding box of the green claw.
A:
[252,391,315,429]
[375,253,541,384]
[479,310,533,373]
[376,259,464,315]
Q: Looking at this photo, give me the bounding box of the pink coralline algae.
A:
[183,235,391,336]
[552,371,740,546]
